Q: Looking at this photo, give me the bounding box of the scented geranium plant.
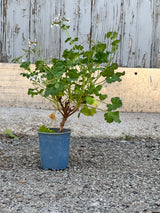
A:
[13,16,125,133]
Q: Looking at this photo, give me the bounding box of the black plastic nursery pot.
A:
[37,128,71,170]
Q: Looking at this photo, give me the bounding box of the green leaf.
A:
[35,60,50,72]
[111,63,118,69]
[105,74,122,83]
[62,49,77,60]
[99,94,108,100]
[5,129,18,139]
[80,105,96,116]
[73,37,79,42]
[78,112,81,118]
[95,85,102,92]
[65,37,72,43]
[106,32,112,38]
[94,51,109,63]
[101,63,118,77]
[96,42,106,51]
[12,56,23,63]
[106,32,118,40]
[20,61,31,71]
[50,58,59,64]
[115,71,125,78]
[104,111,121,123]
[111,32,118,40]
[55,82,60,89]
[44,84,64,97]
[111,40,120,46]
[74,45,84,51]
[38,125,56,133]
[28,88,44,97]
[67,69,79,81]
[86,96,94,105]
[83,50,94,58]
[51,60,66,77]
[20,72,31,79]
[107,97,122,111]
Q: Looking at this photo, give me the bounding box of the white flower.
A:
[28,39,31,47]
[29,76,36,81]
[54,14,62,22]
[37,74,42,84]
[65,18,70,23]
[51,16,70,29]
[29,74,42,84]
[28,39,37,47]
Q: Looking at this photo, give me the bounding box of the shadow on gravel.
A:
[0,134,159,170]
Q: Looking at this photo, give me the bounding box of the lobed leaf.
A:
[99,94,108,100]
[105,74,122,83]
[38,125,56,133]
[107,97,122,111]
[20,61,31,71]
[28,88,44,97]
[86,96,99,107]
[80,105,96,116]
[104,111,121,123]
[65,37,72,43]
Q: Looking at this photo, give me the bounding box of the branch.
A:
[68,106,79,117]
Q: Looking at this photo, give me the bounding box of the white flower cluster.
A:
[51,15,70,28]
[29,74,42,84]
[28,39,37,48]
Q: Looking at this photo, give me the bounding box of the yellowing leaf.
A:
[92,99,99,107]
[86,96,99,107]
[80,105,96,116]
[49,113,57,121]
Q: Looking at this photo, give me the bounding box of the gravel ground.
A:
[0,107,160,213]
[0,134,160,213]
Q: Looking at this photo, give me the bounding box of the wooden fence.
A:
[0,0,160,67]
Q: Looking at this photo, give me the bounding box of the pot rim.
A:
[37,128,71,135]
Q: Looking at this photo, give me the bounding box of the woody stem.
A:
[59,116,67,132]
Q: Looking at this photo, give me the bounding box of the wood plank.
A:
[152,0,160,67]
[29,0,62,60]
[91,0,122,63]
[0,0,30,62]
[61,0,91,54]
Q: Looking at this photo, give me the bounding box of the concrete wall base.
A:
[0,63,160,112]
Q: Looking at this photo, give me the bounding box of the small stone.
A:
[23,127,33,133]
[19,180,27,183]
[152,209,160,213]
[90,201,100,207]
[0,141,3,149]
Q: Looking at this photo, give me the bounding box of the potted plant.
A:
[13,16,125,170]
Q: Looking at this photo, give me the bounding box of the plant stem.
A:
[59,116,67,132]
[48,120,53,130]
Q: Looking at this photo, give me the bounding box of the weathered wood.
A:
[0,0,160,67]
[29,0,62,59]
[61,0,91,52]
